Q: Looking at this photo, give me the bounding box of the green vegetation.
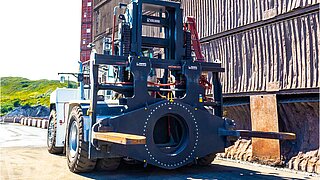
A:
[0,77,77,116]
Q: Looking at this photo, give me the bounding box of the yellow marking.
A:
[167,92,174,102]
[87,101,93,116]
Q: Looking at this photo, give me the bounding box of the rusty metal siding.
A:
[203,12,319,94]
[182,0,320,38]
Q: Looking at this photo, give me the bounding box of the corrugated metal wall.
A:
[182,0,320,38]
[203,12,319,94]
[182,0,320,94]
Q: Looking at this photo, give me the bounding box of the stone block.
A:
[300,158,309,171]
[307,157,318,173]
[315,160,320,174]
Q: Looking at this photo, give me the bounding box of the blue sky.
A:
[0,0,82,80]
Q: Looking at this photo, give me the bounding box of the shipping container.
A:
[80,0,93,62]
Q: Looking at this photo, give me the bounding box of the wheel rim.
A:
[47,119,54,147]
[69,121,79,158]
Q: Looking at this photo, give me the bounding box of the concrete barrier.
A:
[20,117,24,125]
[41,120,49,129]
[31,119,37,127]
[13,117,21,124]
[27,118,33,126]
[37,120,43,128]
[21,118,25,125]
[3,117,14,123]
[23,118,28,126]
[4,116,49,128]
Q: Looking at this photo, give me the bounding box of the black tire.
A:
[197,153,216,166]
[47,109,63,154]
[96,158,121,171]
[66,106,96,173]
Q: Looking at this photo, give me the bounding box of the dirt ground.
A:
[0,123,318,180]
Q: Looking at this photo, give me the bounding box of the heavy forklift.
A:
[47,0,295,173]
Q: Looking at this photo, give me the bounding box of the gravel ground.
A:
[0,123,318,180]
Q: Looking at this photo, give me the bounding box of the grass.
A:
[0,77,77,116]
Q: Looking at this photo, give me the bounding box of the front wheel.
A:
[66,106,96,173]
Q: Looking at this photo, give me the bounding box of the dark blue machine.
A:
[65,0,230,173]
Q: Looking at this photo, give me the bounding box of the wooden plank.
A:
[250,94,280,162]
[93,132,146,145]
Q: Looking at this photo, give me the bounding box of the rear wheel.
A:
[66,106,96,173]
[96,158,121,171]
[47,109,63,154]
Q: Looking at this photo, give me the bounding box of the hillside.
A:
[0,77,76,116]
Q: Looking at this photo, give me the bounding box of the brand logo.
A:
[136,62,147,67]
[147,18,160,24]
[188,66,197,70]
